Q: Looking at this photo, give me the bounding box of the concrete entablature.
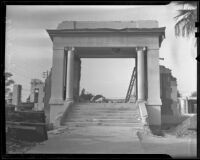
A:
[47,21,165,49]
[57,20,159,30]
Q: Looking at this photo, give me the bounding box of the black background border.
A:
[0,0,199,159]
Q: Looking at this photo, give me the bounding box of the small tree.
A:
[191,91,197,97]
[5,72,14,96]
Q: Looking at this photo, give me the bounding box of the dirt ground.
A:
[6,114,197,157]
[6,137,37,154]
[5,124,196,158]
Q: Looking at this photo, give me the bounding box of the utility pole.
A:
[42,71,49,80]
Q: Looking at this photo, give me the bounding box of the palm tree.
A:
[174,1,197,46]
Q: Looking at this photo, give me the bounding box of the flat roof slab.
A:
[57,21,159,30]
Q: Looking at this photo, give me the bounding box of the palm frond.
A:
[174,9,197,37]
[174,1,197,8]
[6,79,14,86]
[174,9,197,20]
[175,17,195,37]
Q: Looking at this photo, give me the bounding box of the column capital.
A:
[136,46,146,52]
[64,47,75,52]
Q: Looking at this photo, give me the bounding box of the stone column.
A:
[146,48,162,126]
[66,47,75,102]
[49,49,65,105]
[136,47,146,102]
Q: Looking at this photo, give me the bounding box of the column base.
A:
[49,98,64,105]
[149,125,164,136]
[137,101,148,125]
[49,103,66,129]
[49,102,74,129]
[146,104,161,126]
[65,98,74,103]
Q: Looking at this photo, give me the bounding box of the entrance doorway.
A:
[79,56,136,103]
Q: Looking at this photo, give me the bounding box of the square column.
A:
[73,57,81,102]
[146,48,162,126]
[136,47,146,102]
[65,47,75,102]
[49,49,65,105]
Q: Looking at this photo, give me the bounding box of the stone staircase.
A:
[64,103,143,128]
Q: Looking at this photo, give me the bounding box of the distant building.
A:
[187,97,197,113]
[12,84,22,106]
[6,92,13,105]
[29,79,45,111]
[178,97,197,114]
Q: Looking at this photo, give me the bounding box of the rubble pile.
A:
[172,115,197,137]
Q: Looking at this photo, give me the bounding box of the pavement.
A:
[25,125,197,158]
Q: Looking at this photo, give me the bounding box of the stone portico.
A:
[46,21,165,128]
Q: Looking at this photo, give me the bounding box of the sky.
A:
[6,4,197,101]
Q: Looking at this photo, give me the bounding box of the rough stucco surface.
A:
[57,21,159,30]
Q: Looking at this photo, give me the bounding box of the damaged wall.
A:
[160,65,179,125]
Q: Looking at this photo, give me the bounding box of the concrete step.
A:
[64,121,143,127]
[74,103,136,106]
[74,103,137,107]
[67,118,141,123]
[68,113,140,118]
[68,115,140,119]
[71,109,140,115]
[72,108,138,112]
[63,103,142,128]
[73,104,137,109]
[71,109,139,114]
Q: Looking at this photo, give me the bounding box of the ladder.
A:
[125,67,136,103]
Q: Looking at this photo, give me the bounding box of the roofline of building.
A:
[46,27,166,42]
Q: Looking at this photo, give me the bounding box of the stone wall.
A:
[160,65,179,125]
[44,69,52,124]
